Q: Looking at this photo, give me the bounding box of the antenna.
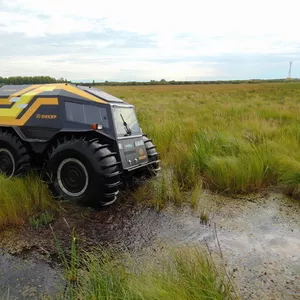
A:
[288,61,292,79]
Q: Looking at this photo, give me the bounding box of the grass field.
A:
[1,82,299,222]
[101,83,300,207]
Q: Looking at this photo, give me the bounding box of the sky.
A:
[1,0,300,82]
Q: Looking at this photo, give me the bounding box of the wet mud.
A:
[0,191,299,299]
[0,252,63,300]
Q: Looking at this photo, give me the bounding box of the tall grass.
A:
[132,168,202,210]
[102,83,300,202]
[0,173,58,228]
[53,230,239,300]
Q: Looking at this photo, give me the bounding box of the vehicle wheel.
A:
[143,134,161,177]
[45,136,122,207]
[0,129,31,177]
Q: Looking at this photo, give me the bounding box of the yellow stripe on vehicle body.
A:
[0,85,57,118]
[0,86,40,105]
[56,84,107,104]
[0,99,10,105]
[0,83,106,120]
[0,98,59,126]
[10,85,42,97]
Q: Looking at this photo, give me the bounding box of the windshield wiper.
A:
[120,114,132,136]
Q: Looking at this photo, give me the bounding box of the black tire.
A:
[45,136,122,207]
[0,129,31,177]
[143,135,161,176]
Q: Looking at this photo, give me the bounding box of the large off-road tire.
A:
[143,134,161,177]
[0,129,31,178]
[45,136,122,207]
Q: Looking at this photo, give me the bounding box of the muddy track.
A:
[0,190,299,299]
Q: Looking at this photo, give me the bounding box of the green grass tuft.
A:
[277,156,300,196]
[54,231,239,300]
[0,173,58,229]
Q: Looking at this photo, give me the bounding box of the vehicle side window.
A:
[65,102,85,123]
[84,104,109,128]
[65,101,109,128]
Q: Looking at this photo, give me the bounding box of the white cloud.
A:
[1,0,300,80]
[0,12,101,37]
[0,54,219,80]
[3,0,299,36]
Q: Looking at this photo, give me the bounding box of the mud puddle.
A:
[0,191,299,299]
[0,252,63,300]
[159,193,300,300]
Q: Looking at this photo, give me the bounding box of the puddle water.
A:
[0,252,64,300]
[0,191,299,299]
[108,192,300,299]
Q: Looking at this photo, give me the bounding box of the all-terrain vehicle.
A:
[0,83,160,206]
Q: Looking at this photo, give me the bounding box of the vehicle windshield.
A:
[112,106,141,136]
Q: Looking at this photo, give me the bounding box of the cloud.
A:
[1,0,300,80]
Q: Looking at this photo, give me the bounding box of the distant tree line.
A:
[1,76,299,88]
[78,78,300,86]
[0,76,69,86]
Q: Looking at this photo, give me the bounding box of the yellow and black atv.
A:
[0,84,160,206]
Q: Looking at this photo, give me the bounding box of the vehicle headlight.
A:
[134,139,144,147]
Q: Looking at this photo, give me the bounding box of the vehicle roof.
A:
[0,83,126,105]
